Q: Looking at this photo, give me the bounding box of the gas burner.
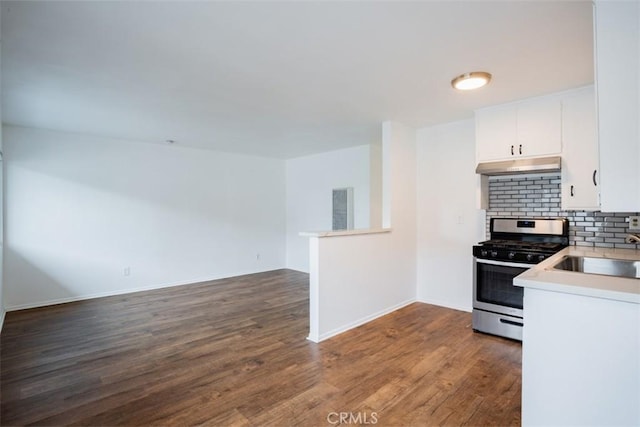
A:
[478,240,565,252]
[473,218,569,264]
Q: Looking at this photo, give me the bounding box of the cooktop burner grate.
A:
[473,218,569,263]
[478,240,565,253]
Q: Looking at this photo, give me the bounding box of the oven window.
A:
[476,263,527,309]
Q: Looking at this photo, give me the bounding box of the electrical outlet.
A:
[628,216,640,231]
[123,267,131,276]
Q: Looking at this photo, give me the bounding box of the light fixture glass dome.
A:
[451,71,492,90]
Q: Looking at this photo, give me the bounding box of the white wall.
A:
[285,145,371,273]
[416,119,485,312]
[3,126,286,310]
[0,7,5,330]
[368,141,383,229]
[0,122,4,329]
[308,121,416,342]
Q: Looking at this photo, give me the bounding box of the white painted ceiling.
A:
[1,1,594,159]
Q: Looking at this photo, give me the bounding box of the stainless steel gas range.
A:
[472,218,569,341]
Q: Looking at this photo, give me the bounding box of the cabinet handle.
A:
[570,185,574,197]
[500,318,523,327]
[511,145,514,155]
[519,144,522,155]
[592,170,597,186]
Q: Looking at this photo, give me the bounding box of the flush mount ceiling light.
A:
[451,71,492,91]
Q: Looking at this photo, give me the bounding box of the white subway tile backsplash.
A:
[486,173,640,249]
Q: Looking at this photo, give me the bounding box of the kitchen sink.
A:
[551,256,640,279]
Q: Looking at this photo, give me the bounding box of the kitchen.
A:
[305,1,640,425]
[1,0,639,426]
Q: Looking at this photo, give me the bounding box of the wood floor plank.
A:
[0,269,521,426]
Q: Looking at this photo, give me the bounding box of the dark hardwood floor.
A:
[0,269,521,426]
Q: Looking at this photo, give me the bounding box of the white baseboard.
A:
[0,308,5,333]
[417,297,472,313]
[5,268,286,312]
[285,267,309,274]
[310,298,417,343]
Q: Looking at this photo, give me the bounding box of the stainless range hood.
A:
[475,156,561,176]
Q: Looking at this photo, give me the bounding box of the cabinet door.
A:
[595,0,640,211]
[517,97,562,157]
[561,87,600,210]
[476,104,518,161]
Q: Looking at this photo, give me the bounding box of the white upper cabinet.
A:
[561,86,600,211]
[475,104,518,161]
[476,94,562,162]
[594,0,640,212]
[516,97,562,158]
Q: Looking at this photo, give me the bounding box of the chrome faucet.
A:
[625,234,640,244]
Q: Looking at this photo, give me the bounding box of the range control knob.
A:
[538,254,546,262]
[490,250,498,258]
[480,249,488,257]
[508,252,516,260]
[526,253,534,262]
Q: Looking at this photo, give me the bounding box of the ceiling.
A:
[1,1,594,159]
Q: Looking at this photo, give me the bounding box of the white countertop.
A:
[514,246,640,304]
[299,228,391,238]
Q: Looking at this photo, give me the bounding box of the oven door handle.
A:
[475,258,533,269]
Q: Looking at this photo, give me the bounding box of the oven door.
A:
[473,258,529,317]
